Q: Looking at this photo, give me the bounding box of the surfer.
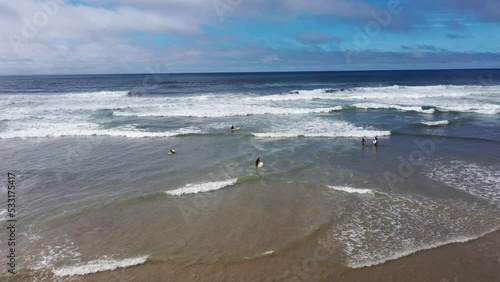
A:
[361,138,366,146]
[255,157,261,167]
[169,149,176,154]
[231,125,235,130]
[373,137,378,147]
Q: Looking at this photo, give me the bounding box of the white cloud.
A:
[0,0,218,73]
[0,0,491,74]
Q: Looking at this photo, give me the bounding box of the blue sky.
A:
[0,0,499,74]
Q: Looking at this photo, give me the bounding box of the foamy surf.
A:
[418,120,449,126]
[348,226,500,269]
[255,85,490,102]
[243,250,276,259]
[252,118,391,139]
[112,106,342,118]
[435,104,500,115]
[425,161,500,203]
[166,179,238,196]
[0,127,204,139]
[252,130,391,138]
[53,255,149,276]
[327,190,500,272]
[353,103,435,114]
[59,90,130,98]
[328,186,375,195]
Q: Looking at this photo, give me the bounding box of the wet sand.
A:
[13,226,497,282]
[100,229,500,282]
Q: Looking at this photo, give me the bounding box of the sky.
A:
[0,0,499,74]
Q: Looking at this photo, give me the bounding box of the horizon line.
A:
[1,67,499,77]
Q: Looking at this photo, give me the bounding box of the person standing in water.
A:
[373,136,378,146]
[255,157,261,167]
[362,138,366,146]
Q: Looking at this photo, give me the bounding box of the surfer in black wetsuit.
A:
[169,149,176,154]
[373,137,378,147]
[255,157,260,167]
[362,138,366,146]
[231,125,235,130]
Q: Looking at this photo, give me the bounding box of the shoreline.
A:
[12,223,497,282]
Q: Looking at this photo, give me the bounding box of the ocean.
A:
[0,69,499,281]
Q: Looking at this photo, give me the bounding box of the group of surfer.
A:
[169,125,379,168]
[361,136,378,147]
[252,137,379,168]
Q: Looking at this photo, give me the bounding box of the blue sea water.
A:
[0,69,499,140]
[0,69,499,280]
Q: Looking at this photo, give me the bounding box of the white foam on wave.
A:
[53,255,149,276]
[2,84,499,139]
[425,160,500,203]
[328,186,375,195]
[24,236,82,272]
[255,85,500,116]
[436,104,500,115]
[352,85,500,100]
[256,85,494,102]
[166,179,238,196]
[112,106,342,118]
[0,127,203,139]
[262,250,275,255]
[252,118,391,139]
[322,191,500,270]
[243,249,275,259]
[349,226,500,268]
[419,120,449,126]
[257,89,335,101]
[353,103,435,114]
[58,91,130,98]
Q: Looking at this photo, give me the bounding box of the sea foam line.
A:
[53,255,149,276]
[328,186,375,195]
[112,106,342,118]
[418,120,449,126]
[252,130,391,139]
[348,225,500,269]
[0,128,203,139]
[243,249,276,260]
[353,103,436,114]
[165,179,238,196]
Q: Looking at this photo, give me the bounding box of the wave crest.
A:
[53,255,149,276]
[327,186,375,195]
[165,179,238,196]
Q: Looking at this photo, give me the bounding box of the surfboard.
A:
[257,162,264,168]
[231,127,240,131]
